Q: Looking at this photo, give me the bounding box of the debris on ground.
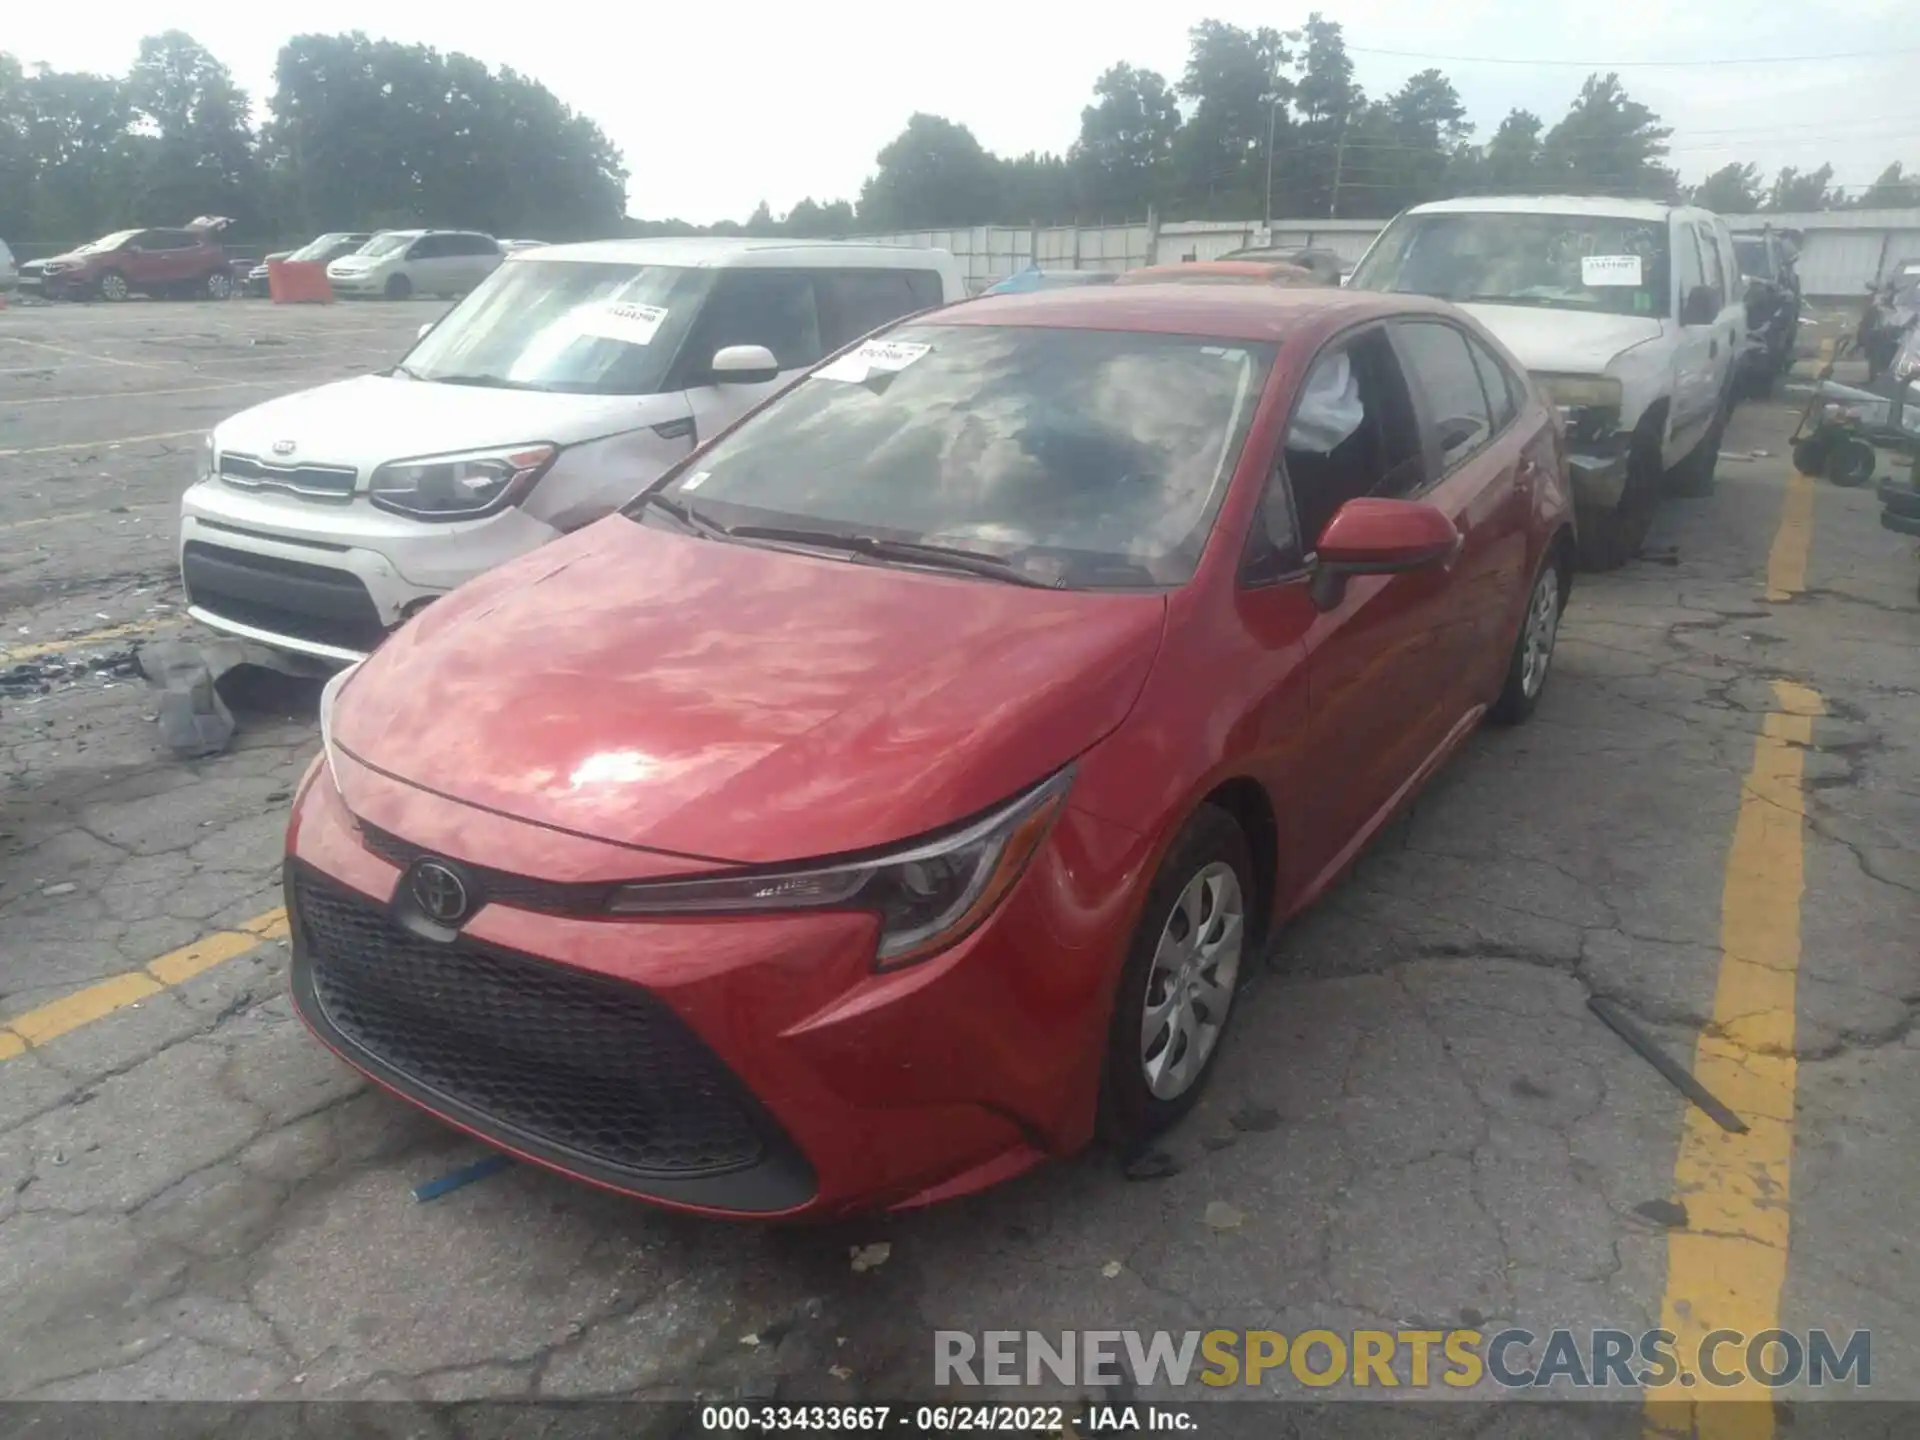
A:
[40,883,77,898]
[1,648,140,699]
[1202,1201,1245,1231]
[136,637,329,758]
[1635,1199,1690,1228]
[1123,1149,1181,1181]
[1588,996,1747,1134]
[849,1242,891,1273]
[1638,545,1682,567]
[1228,1102,1281,1133]
[828,1365,853,1381]
[1101,1260,1123,1278]
[410,1153,512,1203]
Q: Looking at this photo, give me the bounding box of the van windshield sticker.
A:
[1582,255,1644,288]
[573,301,670,346]
[815,340,932,384]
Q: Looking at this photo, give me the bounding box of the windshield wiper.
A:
[633,490,729,539]
[392,362,423,380]
[426,373,555,391]
[722,524,1064,588]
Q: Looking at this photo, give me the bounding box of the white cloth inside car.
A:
[1287,352,1365,454]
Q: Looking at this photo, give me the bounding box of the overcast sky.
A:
[8,0,1916,223]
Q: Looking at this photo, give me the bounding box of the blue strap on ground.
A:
[412,1153,512,1202]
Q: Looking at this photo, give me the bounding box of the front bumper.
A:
[285,749,1148,1217]
[327,270,388,295]
[179,478,561,661]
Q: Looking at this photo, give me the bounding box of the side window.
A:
[1277,328,1426,556]
[689,271,824,372]
[150,231,193,250]
[462,235,500,256]
[1396,322,1494,471]
[904,270,946,310]
[819,271,924,348]
[1466,336,1518,431]
[1674,224,1704,315]
[1694,223,1726,305]
[406,236,442,260]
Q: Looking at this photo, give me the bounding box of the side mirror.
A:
[1681,284,1719,327]
[1309,498,1461,611]
[710,344,780,385]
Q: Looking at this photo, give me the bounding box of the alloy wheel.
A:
[1139,861,1244,1101]
[1520,568,1561,699]
[99,272,128,301]
[207,270,231,299]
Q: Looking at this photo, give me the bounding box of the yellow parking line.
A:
[0,908,287,1059]
[5,379,281,407]
[1644,472,1823,1439]
[0,428,203,458]
[1,618,170,663]
[0,335,177,372]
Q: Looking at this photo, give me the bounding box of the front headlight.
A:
[317,660,361,792]
[369,443,557,520]
[608,767,1074,967]
[1534,374,1623,448]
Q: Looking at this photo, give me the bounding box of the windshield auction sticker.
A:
[1581,254,1644,288]
[575,301,670,345]
[816,340,932,384]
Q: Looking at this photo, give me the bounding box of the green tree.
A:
[1540,73,1676,199]
[125,32,258,227]
[1478,109,1545,192]
[781,197,855,236]
[18,64,139,242]
[857,114,1001,228]
[1766,163,1835,211]
[1857,161,1919,208]
[1168,20,1292,217]
[1069,62,1180,219]
[1282,13,1361,218]
[1692,161,1763,213]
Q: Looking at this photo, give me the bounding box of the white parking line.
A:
[5,379,287,408]
[0,428,204,458]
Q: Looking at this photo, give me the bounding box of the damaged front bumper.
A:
[1565,440,1631,512]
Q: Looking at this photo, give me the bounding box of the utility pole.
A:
[1329,126,1346,220]
[1264,98,1278,234]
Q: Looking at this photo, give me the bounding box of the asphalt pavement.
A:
[1,297,1917,1429]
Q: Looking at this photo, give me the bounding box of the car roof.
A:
[1120,259,1319,284]
[929,282,1439,342]
[519,236,953,270]
[1406,194,1682,223]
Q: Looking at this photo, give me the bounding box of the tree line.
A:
[3,19,1915,250]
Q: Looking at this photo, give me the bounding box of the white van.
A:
[180,238,967,660]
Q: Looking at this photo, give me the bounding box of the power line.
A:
[1344,44,1918,68]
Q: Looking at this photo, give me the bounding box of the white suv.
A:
[1349,196,1748,567]
[328,230,503,299]
[180,237,968,660]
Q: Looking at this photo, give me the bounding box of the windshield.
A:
[78,231,139,255]
[1351,211,1671,318]
[1734,238,1773,281]
[357,233,413,258]
[401,260,714,394]
[289,233,353,262]
[631,323,1275,588]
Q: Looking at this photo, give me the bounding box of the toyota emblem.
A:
[409,860,471,925]
[271,439,297,456]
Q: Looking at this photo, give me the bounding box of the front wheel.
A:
[1826,437,1876,488]
[384,272,412,299]
[1490,555,1566,725]
[96,269,130,302]
[204,269,232,300]
[1101,806,1253,1146]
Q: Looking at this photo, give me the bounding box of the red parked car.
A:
[287,283,1575,1218]
[22,217,235,301]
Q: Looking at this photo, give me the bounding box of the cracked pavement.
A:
[1,301,1916,1420]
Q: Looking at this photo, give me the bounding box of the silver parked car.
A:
[0,239,17,293]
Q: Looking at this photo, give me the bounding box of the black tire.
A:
[1100,805,1254,1146]
[1575,422,1663,570]
[96,269,130,302]
[204,269,232,300]
[385,272,412,299]
[1826,437,1876,488]
[1490,551,1567,725]
[1670,394,1729,499]
[1793,437,1831,477]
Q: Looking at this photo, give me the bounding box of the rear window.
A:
[636,323,1277,588]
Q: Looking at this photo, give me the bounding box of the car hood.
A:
[214,374,685,465]
[1458,303,1666,374]
[33,251,89,269]
[331,518,1167,864]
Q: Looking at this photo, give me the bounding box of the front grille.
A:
[220,452,358,499]
[182,541,388,653]
[361,824,614,916]
[293,874,775,1180]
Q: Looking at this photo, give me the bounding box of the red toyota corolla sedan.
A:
[286,283,1575,1219]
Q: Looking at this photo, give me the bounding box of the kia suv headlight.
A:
[368,443,557,520]
[608,767,1074,967]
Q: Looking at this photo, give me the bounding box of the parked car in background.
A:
[1349,196,1746,568]
[1221,245,1346,286]
[1120,259,1321,287]
[0,239,15,294]
[246,232,376,296]
[982,267,1118,295]
[19,217,236,301]
[283,282,1574,1217]
[1733,228,1801,396]
[327,230,503,299]
[500,239,549,253]
[181,237,968,660]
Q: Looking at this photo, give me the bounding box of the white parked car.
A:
[0,238,16,293]
[500,239,549,253]
[180,237,968,660]
[1348,196,1748,567]
[327,230,503,299]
